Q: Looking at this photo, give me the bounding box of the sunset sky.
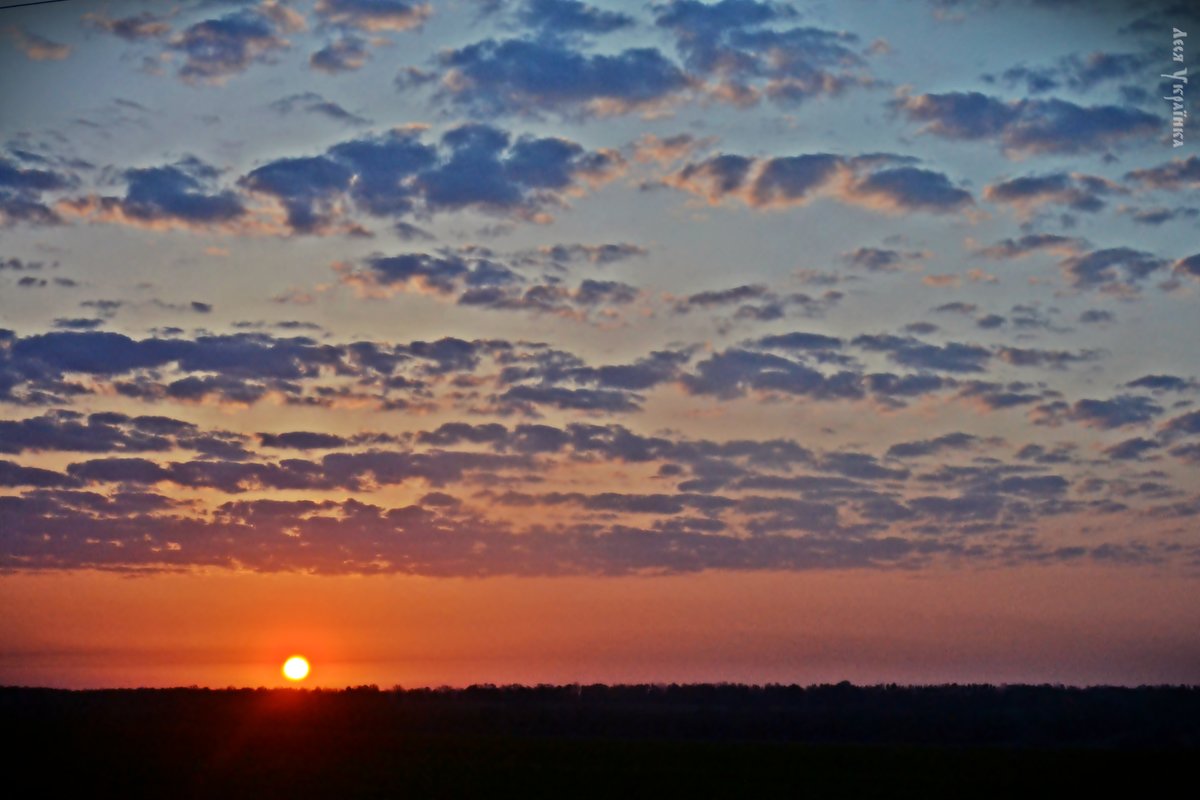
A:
[1,0,1198,689]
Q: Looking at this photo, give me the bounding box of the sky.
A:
[1,0,1198,689]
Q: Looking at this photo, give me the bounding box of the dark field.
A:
[3,684,1197,798]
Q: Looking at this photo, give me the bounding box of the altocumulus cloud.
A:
[170,2,307,85]
[664,152,973,214]
[0,152,75,227]
[59,157,247,233]
[893,89,1159,156]
[424,37,693,118]
[655,0,876,106]
[241,124,625,234]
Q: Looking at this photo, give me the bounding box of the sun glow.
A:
[282,655,310,681]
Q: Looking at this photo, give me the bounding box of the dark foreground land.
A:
[3,683,1198,798]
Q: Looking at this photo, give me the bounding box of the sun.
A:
[282,655,310,681]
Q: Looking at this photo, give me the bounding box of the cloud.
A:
[428,37,693,118]
[853,334,991,373]
[867,373,952,402]
[405,0,876,117]
[59,448,531,494]
[654,0,873,106]
[258,431,350,449]
[852,167,974,214]
[497,489,737,516]
[0,411,252,462]
[1161,410,1200,438]
[1126,156,1200,190]
[841,247,926,272]
[729,291,843,322]
[0,460,78,488]
[0,153,74,227]
[0,308,1179,574]
[984,172,1124,216]
[1103,437,1160,461]
[666,153,757,202]
[314,0,432,32]
[533,242,649,266]
[752,331,845,353]
[1058,247,1168,294]
[519,0,634,36]
[0,327,688,415]
[558,351,690,393]
[665,152,971,214]
[84,11,172,41]
[0,410,184,455]
[59,157,248,232]
[818,451,908,481]
[269,92,369,125]
[52,319,104,331]
[1126,374,1198,393]
[0,431,1094,574]
[0,407,1179,574]
[309,35,371,73]
[171,3,305,85]
[1062,51,1154,91]
[489,349,690,413]
[1045,395,1165,429]
[887,432,979,459]
[681,349,864,401]
[423,124,625,212]
[1119,205,1200,226]
[342,251,519,296]
[2,330,347,408]
[496,384,644,414]
[893,90,1158,156]
[990,51,1153,95]
[4,26,71,61]
[0,258,43,272]
[995,346,1100,369]
[243,124,623,234]
[933,302,977,316]
[1173,253,1200,280]
[0,486,1010,574]
[338,248,641,320]
[1078,309,1115,325]
[15,277,77,289]
[0,320,1055,423]
[81,300,123,318]
[973,233,1087,259]
[630,133,714,165]
[672,284,771,313]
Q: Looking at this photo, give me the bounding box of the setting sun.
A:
[282,656,310,682]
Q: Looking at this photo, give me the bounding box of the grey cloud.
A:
[242,125,623,234]
[887,433,980,459]
[1059,247,1168,293]
[894,91,1158,155]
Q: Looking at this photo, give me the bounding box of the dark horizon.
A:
[5,679,1200,690]
[6,683,1197,796]
[3,0,1199,695]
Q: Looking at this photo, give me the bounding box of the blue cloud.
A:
[171,6,302,84]
[519,0,634,36]
[895,91,1158,155]
[244,125,623,233]
[655,0,869,105]
[314,0,432,32]
[430,37,692,117]
[0,153,74,227]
